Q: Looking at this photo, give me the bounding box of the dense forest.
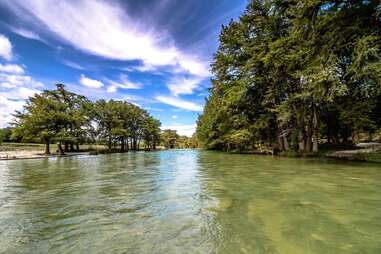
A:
[197,0,381,153]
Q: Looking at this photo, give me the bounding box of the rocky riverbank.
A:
[0,150,90,160]
[326,143,381,162]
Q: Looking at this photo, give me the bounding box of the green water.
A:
[0,150,380,254]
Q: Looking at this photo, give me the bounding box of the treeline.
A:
[161,129,199,149]
[10,84,161,154]
[197,0,381,153]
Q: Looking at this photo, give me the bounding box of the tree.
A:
[11,84,162,154]
[161,129,179,149]
[12,85,73,154]
[197,0,381,153]
[0,127,12,144]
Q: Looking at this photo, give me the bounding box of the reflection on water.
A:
[0,150,380,253]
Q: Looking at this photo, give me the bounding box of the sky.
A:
[0,0,246,136]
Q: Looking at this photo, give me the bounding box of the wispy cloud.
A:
[0,59,44,127]
[4,0,210,77]
[79,74,104,89]
[0,73,44,89]
[0,63,24,74]
[8,26,46,43]
[155,95,202,112]
[106,74,143,93]
[0,96,25,127]
[62,60,86,70]
[167,76,202,96]
[0,34,12,60]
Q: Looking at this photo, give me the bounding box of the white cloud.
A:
[155,95,203,112]
[79,74,104,89]
[172,115,178,119]
[161,124,196,137]
[168,76,202,96]
[17,87,40,99]
[0,96,25,127]
[0,82,42,127]
[0,63,24,74]
[0,69,44,127]
[5,0,210,77]
[106,74,142,93]
[0,73,44,88]
[0,34,12,61]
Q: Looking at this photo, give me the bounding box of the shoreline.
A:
[1,145,380,163]
[0,151,92,161]
[0,148,168,161]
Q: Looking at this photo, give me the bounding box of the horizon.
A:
[0,0,247,136]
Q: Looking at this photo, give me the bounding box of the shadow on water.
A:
[0,150,380,253]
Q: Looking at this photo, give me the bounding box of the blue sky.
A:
[0,0,246,136]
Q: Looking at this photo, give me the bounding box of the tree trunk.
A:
[278,135,284,151]
[305,135,312,152]
[121,137,125,152]
[76,143,79,151]
[299,130,306,152]
[108,135,112,151]
[45,141,50,154]
[283,133,290,151]
[64,142,69,152]
[312,105,319,153]
[298,106,306,152]
[133,137,137,151]
[57,142,65,155]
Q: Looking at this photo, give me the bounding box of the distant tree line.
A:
[160,129,199,149]
[9,84,162,154]
[197,0,381,153]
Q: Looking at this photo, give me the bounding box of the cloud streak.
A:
[5,0,210,77]
[79,74,104,89]
[106,74,143,93]
[155,95,202,112]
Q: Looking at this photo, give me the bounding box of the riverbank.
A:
[229,143,381,163]
[0,150,93,160]
[0,143,103,160]
[0,143,167,160]
[325,143,381,163]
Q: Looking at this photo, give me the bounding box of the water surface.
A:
[0,150,380,253]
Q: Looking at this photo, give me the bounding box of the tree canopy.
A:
[11,84,162,154]
[197,0,381,153]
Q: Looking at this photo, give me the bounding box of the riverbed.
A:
[0,150,380,253]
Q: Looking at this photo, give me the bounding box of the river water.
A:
[0,150,380,253]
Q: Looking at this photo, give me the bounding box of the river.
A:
[0,150,380,253]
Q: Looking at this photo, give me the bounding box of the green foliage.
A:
[11,84,161,154]
[0,127,12,144]
[161,129,179,149]
[197,0,381,153]
[160,130,199,149]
